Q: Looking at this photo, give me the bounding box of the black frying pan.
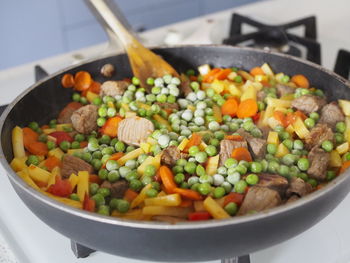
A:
[1,45,350,262]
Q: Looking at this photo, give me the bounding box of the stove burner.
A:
[334,49,350,79]
[223,13,321,64]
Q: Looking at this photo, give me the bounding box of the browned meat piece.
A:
[100,80,128,97]
[100,63,115,77]
[161,146,188,166]
[117,116,154,146]
[276,84,295,97]
[180,74,192,96]
[152,216,185,224]
[291,94,326,114]
[57,102,82,124]
[286,195,300,204]
[155,102,179,111]
[61,154,94,179]
[286,176,312,197]
[256,173,288,196]
[305,123,334,149]
[307,147,330,181]
[238,186,281,215]
[219,139,248,166]
[260,126,271,139]
[71,105,98,134]
[257,90,267,101]
[319,102,345,130]
[237,129,267,159]
[100,180,129,198]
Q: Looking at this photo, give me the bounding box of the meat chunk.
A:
[237,129,267,159]
[61,154,94,179]
[117,116,154,146]
[100,180,129,198]
[256,173,289,196]
[57,102,82,124]
[276,84,295,97]
[291,94,326,114]
[286,176,312,197]
[155,102,179,111]
[161,146,188,166]
[257,90,267,101]
[319,102,345,130]
[100,63,115,78]
[180,74,192,96]
[100,80,128,97]
[238,186,281,215]
[71,105,98,134]
[219,139,248,166]
[286,195,300,204]
[305,123,334,149]
[307,147,330,181]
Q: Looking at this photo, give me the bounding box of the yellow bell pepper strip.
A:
[131,184,152,208]
[144,194,182,207]
[12,126,26,158]
[203,196,230,219]
[77,171,89,202]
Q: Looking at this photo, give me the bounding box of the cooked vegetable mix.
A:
[10,62,350,223]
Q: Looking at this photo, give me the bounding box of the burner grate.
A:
[334,49,350,79]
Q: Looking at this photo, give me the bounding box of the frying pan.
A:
[1,45,350,262]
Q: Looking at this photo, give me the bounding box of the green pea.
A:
[335,133,344,144]
[70,193,80,201]
[130,179,143,191]
[267,144,277,155]
[100,154,110,164]
[246,174,259,185]
[224,202,238,216]
[282,139,293,150]
[98,168,108,180]
[309,112,319,121]
[38,134,47,143]
[282,154,297,165]
[189,146,200,156]
[304,118,315,129]
[92,193,105,207]
[250,162,262,173]
[297,158,310,171]
[279,131,290,140]
[225,158,238,169]
[116,199,130,213]
[132,76,140,86]
[97,187,111,198]
[91,159,102,170]
[26,155,39,166]
[72,93,81,102]
[307,178,318,187]
[236,164,247,175]
[278,165,290,177]
[145,165,156,177]
[59,141,70,152]
[107,170,119,182]
[214,131,225,140]
[92,97,102,106]
[274,125,285,133]
[195,151,208,163]
[114,141,125,152]
[70,141,80,149]
[141,176,153,185]
[97,205,110,216]
[222,181,233,193]
[102,147,114,156]
[97,117,106,127]
[98,107,107,117]
[209,138,220,147]
[297,173,308,181]
[196,165,206,177]
[336,122,346,133]
[146,188,158,198]
[213,187,226,199]
[344,152,350,161]
[258,101,266,111]
[293,139,304,150]
[28,121,39,131]
[92,151,103,160]
[176,158,187,167]
[260,159,268,172]
[321,140,333,152]
[268,161,280,173]
[74,134,85,142]
[89,183,99,195]
[326,170,336,181]
[198,183,211,195]
[99,135,111,145]
[243,121,254,132]
[184,162,197,174]
[234,180,248,194]
[174,173,185,184]
[234,75,242,83]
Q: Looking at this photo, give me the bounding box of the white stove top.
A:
[1,0,350,262]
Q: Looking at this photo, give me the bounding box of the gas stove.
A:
[1,0,350,262]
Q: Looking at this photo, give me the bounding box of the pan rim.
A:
[1,44,350,230]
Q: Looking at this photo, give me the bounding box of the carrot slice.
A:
[224,192,244,206]
[23,127,39,147]
[225,135,244,141]
[44,156,61,171]
[273,111,287,127]
[173,188,203,201]
[183,133,202,152]
[74,71,92,91]
[100,116,123,138]
[89,174,102,184]
[237,99,258,119]
[215,68,232,80]
[291,74,309,89]
[179,199,194,207]
[339,160,350,174]
[231,147,252,162]
[202,68,221,83]
[89,81,101,94]
[61,73,75,88]
[159,166,177,193]
[80,141,88,148]
[26,141,48,156]
[221,98,238,117]
[250,67,265,76]
[124,189,138,202]
[294,110,307,121]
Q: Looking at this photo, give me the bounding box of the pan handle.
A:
[85,0,138,50]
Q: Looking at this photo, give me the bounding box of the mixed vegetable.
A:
[10,62,350,222]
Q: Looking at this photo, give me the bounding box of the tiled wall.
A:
[0,0,259,70]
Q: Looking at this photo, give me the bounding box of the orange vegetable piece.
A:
[250,67,265,76]
[237,99,258,119]
[100,116,123,138]
[74,71,92,91]
[23,127,39,147]
[159,165,177,193]
[202,68,221,83]
[89,81,101,94]
[179,199,193,207]
[215,68,232,80]
[124,189,139,203]
[44,156,61,172]
[221,98,238,117]
[294,110,307,120]
[183,133,202,152]
[89,174,102,184]
[102,152,124,168]
[26,141,48,156]
[61,73,75,88]
[189,75,197,81]
[80,141,88,148]
[273,111,287,127]
[173,188,203,201]
[231,147,252,162]
[224,192,244,206]
[291,74,310,89]
[41,125,49,129]
[339,160,350,174]
[224,135,244,141]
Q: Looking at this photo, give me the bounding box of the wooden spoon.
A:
[86,0,179,88]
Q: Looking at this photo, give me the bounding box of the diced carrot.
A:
[74,71,92,91]
[224,192,244,206]
[61,73,75,88]
[250,67,265,76]
[339,160,350,174]
[183,133,202,152]
[89,174,102,184]
[215,68,232,80]
[231,147,252,162]
[23,127,39,147]
[89,81,101,94]
[100,116,123,138]
[80,141,88,148]
[221,98,238,117]
[224,135,244,141]
[237,99,258,119]
[179,199,193,207]
[159,165,177,193]
[124,189,139,203]
[41,125,49,129]
[202,68,221,83]
[189,75,198,81]
[291,74,309,89]
[173,188,203,201]
[44,156,61,172]
[273,111,287,127]
[26,141,48,156]
[163,108,173,115]
[294,110,307,121]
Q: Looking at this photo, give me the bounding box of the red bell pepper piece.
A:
[224,192,244,207]
[49,131,73,145]
[47,176,72,197]
[83,193,96,212]
[188,211,212,221]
